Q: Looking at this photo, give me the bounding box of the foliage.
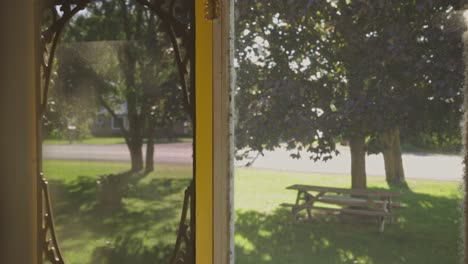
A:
[235,1,465,160]
[43,73,95,141]
[62,0,187,128]
[44,0,194,171]
[235,0,465,189]
[401,133,462,154]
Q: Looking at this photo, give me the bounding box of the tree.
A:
[365,3,465,185]
[53,0,192,172]
[235,0,465,188]
[398,7,466,154]
[43,84,95,142]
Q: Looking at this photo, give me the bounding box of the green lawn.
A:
[235,169,462,264]
[43,160,462,264]
[43,137,192,145]
[43,160,192,264]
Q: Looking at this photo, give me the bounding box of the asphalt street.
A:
[44,143,192,164]
[43,143,463,182]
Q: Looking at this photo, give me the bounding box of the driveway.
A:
[43,143,463,181]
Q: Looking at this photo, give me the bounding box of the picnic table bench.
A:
[281,184,401,232]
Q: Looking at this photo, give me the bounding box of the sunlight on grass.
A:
[235,168,461,212]
[235,233,257,254]
[235,167,462,264]
[43,160,192,264]
[42,161,462,264]
[338,249,373,264]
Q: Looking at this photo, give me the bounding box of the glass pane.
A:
[234,2,465,263]
[41,1,194,263]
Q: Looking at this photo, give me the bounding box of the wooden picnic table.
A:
[281,184,401,232]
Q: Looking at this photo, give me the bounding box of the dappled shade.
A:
[47,167,191,264]
[235,190,461,264]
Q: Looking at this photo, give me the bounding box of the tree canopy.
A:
[235,0,465,188]
[45,0,194,171]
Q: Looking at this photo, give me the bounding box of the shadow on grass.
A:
[89,235,175,264]
[235,190,461,264]
[48,171,191,264]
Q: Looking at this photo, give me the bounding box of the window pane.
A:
[234,2,465,263]
[41,2,194,263]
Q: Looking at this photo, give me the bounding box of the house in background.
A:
[91,103,190,138]
[91,103,129,137]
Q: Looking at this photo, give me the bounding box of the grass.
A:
[235,169,462,264]
[43,137,192,145]
[43,160,462,264]
[43,160,192,264]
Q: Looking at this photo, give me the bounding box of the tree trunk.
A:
[145,118,156,173]
[129,142,144,172]
[349,134,367,189]
[381,127,406,187]
[126,93,144,172]
[145,137,154,172]
[118,1,144,172]
[128,105,144,172]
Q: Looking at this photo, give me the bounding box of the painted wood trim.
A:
[213,0,235,263]
[0,1,39,263]
[195,0,213,263]
[463,12,468,264]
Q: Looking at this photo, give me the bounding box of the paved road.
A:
[237,146,463,182]
[43,143,192,165]
[43,143,463,181]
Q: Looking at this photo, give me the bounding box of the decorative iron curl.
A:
[40,0,90,115]
[136,0,195,121]
[40,173,65,264]
[170,181,195,264]
[39,2,196,264]
[39,1,89,263]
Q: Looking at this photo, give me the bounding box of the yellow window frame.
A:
[195,1,214,263]
[195,0,233,263]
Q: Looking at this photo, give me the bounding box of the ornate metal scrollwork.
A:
[40,1,89,263]
[40,173,65,264]
[39,1,196,263]
[170,181,195,264]
[40,0,90,114]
